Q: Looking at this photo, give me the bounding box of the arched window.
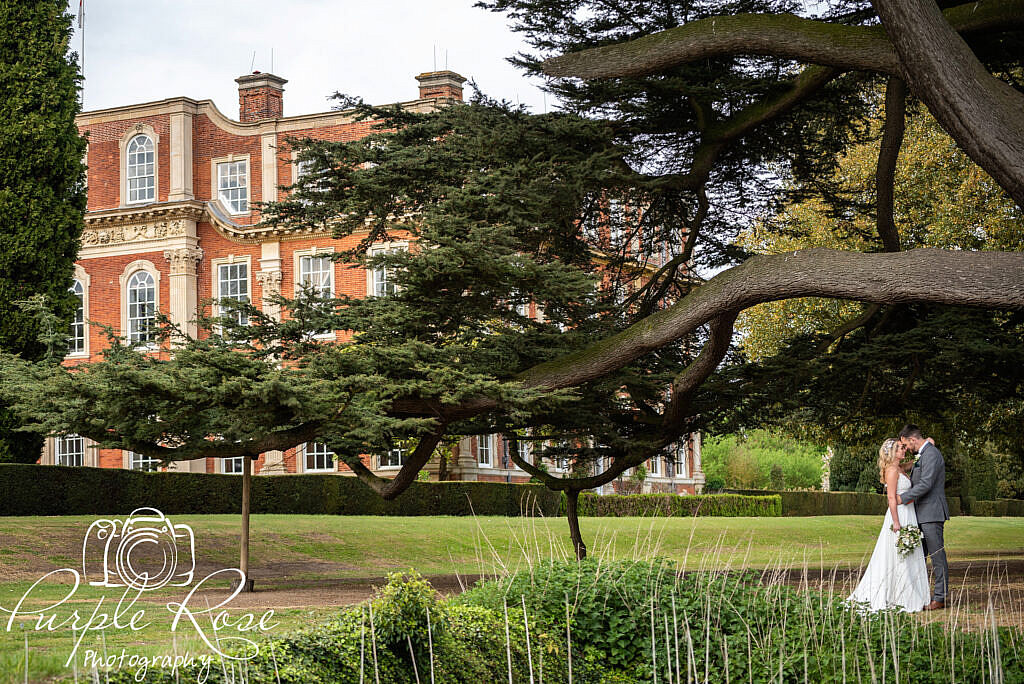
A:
[69,279,85,354]
[126,134,155,203]
[126,271,157,344]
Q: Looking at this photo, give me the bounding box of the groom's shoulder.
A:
[923,441,944,460]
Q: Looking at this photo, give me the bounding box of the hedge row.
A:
[723,489,1024,517]
[0,464,560,517]
[971,498,1024,517]
[574,492,781,517]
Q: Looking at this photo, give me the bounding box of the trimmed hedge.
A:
[726,489,887,516]
[575,492,781,517]
[0,464,560,517]
[973,499,1024,517]
[724,489,1022,517]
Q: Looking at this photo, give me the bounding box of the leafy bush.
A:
[369,570,446,656]
[702,430,825,490]
[574,492,781,517]
[0,464,560,516]
[703,474,725,491]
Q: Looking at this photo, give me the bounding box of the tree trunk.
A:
[565,489,587,560]
[235,455,255,593]
[872,0,1024,208]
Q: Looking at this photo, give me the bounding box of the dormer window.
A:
[126,134,155,203]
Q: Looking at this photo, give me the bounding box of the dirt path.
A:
[133,560,1023,628]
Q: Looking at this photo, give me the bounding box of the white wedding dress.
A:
[847,472,931,612]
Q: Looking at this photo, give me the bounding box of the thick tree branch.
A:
[663,313,737,427]
[872,0,1024,208]
[875,77,905,252]
[542,1,1024,79]
[389,248,1024,422]
[516,248,1024,392]
[337,427,446,500]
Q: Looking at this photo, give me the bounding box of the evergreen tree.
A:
[0,0,87,462]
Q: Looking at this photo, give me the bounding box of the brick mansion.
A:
[39,69,705,494]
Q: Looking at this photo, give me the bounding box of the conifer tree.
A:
[0,0,87,462]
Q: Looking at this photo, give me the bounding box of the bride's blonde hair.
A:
[878,438,901,484]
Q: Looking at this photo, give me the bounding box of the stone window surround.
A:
[211,253,252,321]
[119,259,161,349]
[120,124,159,207]
[366,240,409,298]
[67,264,91,359]
[41,434,98,467]
[211,153,251,216]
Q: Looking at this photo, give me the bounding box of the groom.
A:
[896,424,950,610]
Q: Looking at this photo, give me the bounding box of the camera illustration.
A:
[82,508,195,591]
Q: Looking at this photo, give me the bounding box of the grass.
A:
[1,515,1021,581]
[0,514,1022,682]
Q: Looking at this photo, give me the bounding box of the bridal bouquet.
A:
[894,525,923,557]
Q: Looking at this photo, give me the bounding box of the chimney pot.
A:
[415,70,466,102]
[235,72,287,122]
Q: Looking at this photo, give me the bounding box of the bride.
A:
[847,438,930,612]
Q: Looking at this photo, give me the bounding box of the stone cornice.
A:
[205,201,333,243]
[83,201,206,228]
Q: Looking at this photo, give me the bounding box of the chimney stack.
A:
[415,70,466,102]
[235,71,287,122]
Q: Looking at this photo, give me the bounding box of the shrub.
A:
[574,492,781,517]
[703,474,725,491]
[0,464,560,517]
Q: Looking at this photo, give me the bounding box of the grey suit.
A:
[900,441,949,603]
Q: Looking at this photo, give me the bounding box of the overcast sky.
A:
[70,0,552,117]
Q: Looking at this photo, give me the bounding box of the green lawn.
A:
[1,514,1022,683]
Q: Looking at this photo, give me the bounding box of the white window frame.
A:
[648,454,661,476]
[127,451,160,472]
[212,154,250,215]
[366,242,408,298]
[291,153,327,204]
[303,442,336,472]
[294,247,336,339]
[118,260,160,349]
[56,435,85,467]
[221,457,245,474]
[125,134,156,204]
[123,268,158,347]
[515,438,531,469]
[675,441,689,479]
[477,434,493,468]
[379,447,407,470]
[212,255,252,326]
[68,274,88,357]
[120,125,159,207]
